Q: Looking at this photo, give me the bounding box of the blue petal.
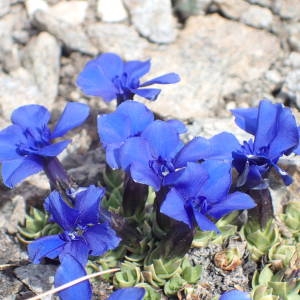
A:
[98,112,131,146]
[170,162,209,199]
[44,190,78,231]
[28,235,65,263]
[51,102,90,139]
[142,120,183,159]
[1,157,43,188]
[219,290,250,300]
[108,287,146,300]
[0,125,24,160]
[166,119,187,134]
[55,254,92,300]
[85,223,121,256]
[140,73,180,86]
[118,137,152,171]
[160,188,192,227]
[62,240,89,266]
[116,100,154,135]
[11,105,50,129]
[293,127,300,154]
[267,104,299,159]
[130,161,161,191]
[124,59,151,82]
[192,209,219,232]
[208,191,256,219]
[37,140,71,157]
[198,161,232,203]
[105,144,122,169]
[76,58,117,101]
[74,185,105,225]
[231,106,258,135]
[94,53,124,80]
[175,132,239,168]
[133,87,161,101]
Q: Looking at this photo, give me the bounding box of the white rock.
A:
[240,5,273,30]
[22,32,61,108]
[214,0,251,20]
[48,1,88,26]
[0,0,10,17]
[97,0,128,22]
[25,0,49,17]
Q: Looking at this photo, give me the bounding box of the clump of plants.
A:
[1,52,299,300]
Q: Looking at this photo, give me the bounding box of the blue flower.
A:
[76,53,180,104]
[98,100,154,168]
[231,100,300,189]
[108,287,145,300]
[28,185,121,300]
[160,161,255,231]
[219,290,250,300]
[0,103,90,188]
[117,119,186,191]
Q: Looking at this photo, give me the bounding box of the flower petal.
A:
[192,209,219,232]
[0,125,24,160]
[51,102,90,139]
[76,58,117,101]
[94,53,124,80]
[140,73,180,86]
[62,240,89,266]
[219,290,250,300]
[133,87,161,101]
[85,223,121,257]
[142,120,183,159]
[231,106,258,135]
[166,119,187,134]
[55,254,92,300]
[124,59,151,81]
[160,188,192,228]
[1,157,43,188]
[116,100,154,135]
[28,235,65,264]
[11,105,50,129]
[208,191,256,219]
[175,132,239,168]
[44,190,78,231]
[108,287,146,300]
[74,185,105,225]
[37,140,71,157]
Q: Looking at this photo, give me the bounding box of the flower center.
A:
[67,225,88,241]
[149,157,175,178]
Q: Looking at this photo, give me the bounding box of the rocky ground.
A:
[0,0,300,299]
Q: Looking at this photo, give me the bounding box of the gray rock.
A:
[87,23,148,60]
[14,264,56,297]
[32,10,97,55]
[280,69,300,108]
[173,0,213,17]
[48,1,88,25]
[214,0,251,20]
[240,5,273,30]
[0,273,23,299]
[285,52,300,69]
[288,32,300,52]
[0,69,43,120]
[144,14,281,120]
[97,0,128,22]
[25,0,49,17]
[246,0,273,8]
[124,0,178,44]
[0,0,10,18]
[274,0,300,20]
[22,32,61,108]
[0,229,27,264]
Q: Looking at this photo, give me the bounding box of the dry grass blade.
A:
[28,268,120,300]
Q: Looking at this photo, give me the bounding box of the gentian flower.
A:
[76,53,180,104]
[117,119,186,191]
[231,100,300,189]
[98,100,154,168]
[28,185,121,299]
[108,287,145,300]
[219,290,250,300]
[0,103,90,188]
[160,161,255,231]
